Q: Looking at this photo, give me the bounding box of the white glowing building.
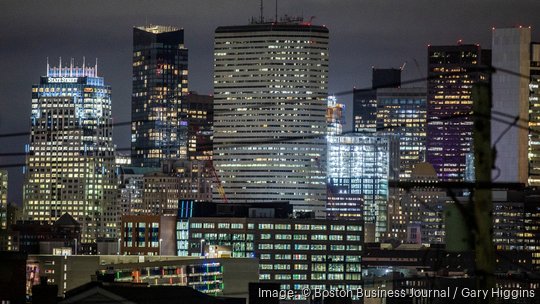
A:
[24,60,117,242]
[212,21,329,215]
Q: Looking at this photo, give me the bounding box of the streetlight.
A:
[117,238,121,255]
[200,239,206,257]
[159,238,163,255]
[73,238,78,255]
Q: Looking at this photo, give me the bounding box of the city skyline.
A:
[3,1,540,204]
[1,2,540,303]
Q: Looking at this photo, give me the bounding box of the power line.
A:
[0,64,528,140]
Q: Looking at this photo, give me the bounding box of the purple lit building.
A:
[426,44,491,181]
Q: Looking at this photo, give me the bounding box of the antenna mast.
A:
[275,0,278,22]
[260,0,264,23]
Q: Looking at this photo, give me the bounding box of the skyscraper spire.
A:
[70,58,74,76]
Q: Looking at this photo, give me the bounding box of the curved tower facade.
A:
[213,22,329,215]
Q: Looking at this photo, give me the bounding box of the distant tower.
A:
[529,42,540,185]
[131,25,189,168]
[0,170,7,231]
[426,44,491,181]
[213,21,329,215]
[353,68,401,133]
[326,95,345,136]
[376,87,427,179]
[24,61,117,242]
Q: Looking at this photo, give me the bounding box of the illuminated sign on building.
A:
[47,77,79,83]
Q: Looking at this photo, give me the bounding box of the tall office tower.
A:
[24,61,117,242]
[0,170,7,230]
[213,20,329,214]
[524,194,540,271]
[327,134,396,242]
[492,27,531,184]
[0,170,8,251]
[184,93,214,161]
[426,44,491,181]
[353,68,401,132]
[131,25,189,168]
[326,95,345,136]
[528,43,540,186]
[376,87,427,179]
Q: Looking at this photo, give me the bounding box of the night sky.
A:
[2,0,540,205]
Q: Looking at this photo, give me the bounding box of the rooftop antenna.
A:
[275,0,278,22]
[70,58,74,76]
[59,57,62,70]
[260,0,264,23]
[46,57,50,77]
[95,58,98,77]
[83,56,86,75]
[400,62,407,71]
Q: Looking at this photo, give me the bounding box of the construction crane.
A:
[207,159,228,203]
[192,123,228,203]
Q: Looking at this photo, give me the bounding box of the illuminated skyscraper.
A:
[184,93,213,161]
[327,134,397,242]
[213,20,329,214]
[353,68,401,133]
[529,42,540,186]
[426,44,490,181]
[24,61,117,242]
[376,87,427,179]
[131,25,189,167]
[326,95,345,136]
[0,170,8,251]
[0,170,7,231]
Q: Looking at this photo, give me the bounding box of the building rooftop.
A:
[61,282,239,304]
[215,22,328,34]
[135,25,181,34]
[54,213,80,227]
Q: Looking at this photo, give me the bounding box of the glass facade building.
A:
[24,62,117,242]
[131,25,189,167]
[0,170,7,231]
[426,44,490,181]
[327,134,395,242]
[353,68,401,133]
[326,95,345,136]
[376,87,427,179]
[529,43,540,186]
[183,93,213,162]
